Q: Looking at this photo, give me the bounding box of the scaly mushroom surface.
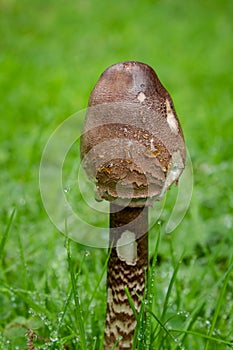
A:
[81,61,186,349]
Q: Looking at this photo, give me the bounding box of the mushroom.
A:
[80,61,186,350]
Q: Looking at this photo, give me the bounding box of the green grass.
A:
[1,0,233,349]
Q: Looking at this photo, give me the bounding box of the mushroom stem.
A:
[104,204,148,350]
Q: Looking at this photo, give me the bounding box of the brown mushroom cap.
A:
[81,61,186,207]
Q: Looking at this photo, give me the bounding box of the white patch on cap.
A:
[116,230,137,265]
[166,99,179,135]
[137,91,146,103]
[159,150,184,199]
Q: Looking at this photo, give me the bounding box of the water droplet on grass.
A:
[50,330,58,342]
[64,187,70,193]
[57,311,64,323]
[72,336,80,344]
[19,197,26,206]
[94,191,103,202]
[137,333,143,341]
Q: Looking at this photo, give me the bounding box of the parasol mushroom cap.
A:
[81,61,186,207]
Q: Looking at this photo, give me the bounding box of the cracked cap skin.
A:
[81,61,186,207]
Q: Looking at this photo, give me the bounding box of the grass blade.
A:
[204,256,233,350]
[147,309,183,349]
[85,246,112,317]
[66,238,87,350]
[125,286,139,321]
[144,229,161,350]
[177,300,205,347]
[0,208,16,259]
[161,251,184,321]
[16,227,36,291]
[171,328,233,347]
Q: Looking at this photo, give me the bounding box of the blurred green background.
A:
[0,0,232,349]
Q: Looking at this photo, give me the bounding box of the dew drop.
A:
[57,311,64,323]
[40,313,46,321]
[64,187,70,193]
[19,197,26,206]
[50,330,58,342]
[72,336,80,344]
[94,191,103,202]
[137,332,143,341]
